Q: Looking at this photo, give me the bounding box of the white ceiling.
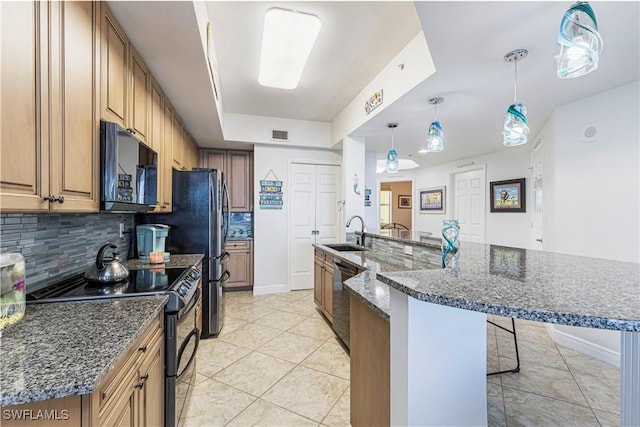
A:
[109,1,639,162]
[207,1,421,122]
[352,1,640,167]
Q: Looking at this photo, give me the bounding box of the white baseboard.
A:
[546,324,620,368]
[252,284,289,295]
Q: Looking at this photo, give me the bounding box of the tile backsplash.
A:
[0,213,134,292]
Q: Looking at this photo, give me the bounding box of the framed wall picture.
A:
[398,195,412,209]
[419,186,445,213]
[490,178,526,212]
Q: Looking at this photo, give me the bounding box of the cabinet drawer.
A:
[226,241,250,250]
[97,313,162,411]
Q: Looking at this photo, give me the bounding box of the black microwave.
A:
[100,120,158,212]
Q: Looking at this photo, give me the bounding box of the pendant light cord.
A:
[391,127,395,150]
[514,59,518,104]
[434,103,438,121]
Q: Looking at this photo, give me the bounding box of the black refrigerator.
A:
[145,169,230,338]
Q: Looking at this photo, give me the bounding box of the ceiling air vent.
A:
[271,129,289,142]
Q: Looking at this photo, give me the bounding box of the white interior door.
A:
[530,145,544,250]
[290,163,340,290]
[453,169,485,243]
[315,165,340,246]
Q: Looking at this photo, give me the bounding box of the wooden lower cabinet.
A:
[313,248,333,322]
[1,313,164,427]
[350,294,390,427]
[224,240,253,291]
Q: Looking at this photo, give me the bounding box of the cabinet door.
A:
[129,47,149,143]
[323,264,333,320]
[49,0,99,212]
[100,4,128,125]
[0,1,49,211]
[161,101,173,212]
[226,248,250,288]
[172,116,183,170]
[139,337,164,427]
[205,150,225,173]
[149,79,163,212]
[228,151,251,211]
[314,257,323,308]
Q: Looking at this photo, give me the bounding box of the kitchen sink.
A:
[324,243,367,252]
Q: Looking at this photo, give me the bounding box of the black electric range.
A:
[27,266,200,312]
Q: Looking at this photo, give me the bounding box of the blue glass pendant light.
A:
[426,97,444,152]
[503,49,530,147]
[386,123,399,174]
[556,1,603,79]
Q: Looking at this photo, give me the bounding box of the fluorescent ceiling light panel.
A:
[258,8,321,89]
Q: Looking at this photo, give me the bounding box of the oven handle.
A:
[176,327,200,379]
[178,287,200,322]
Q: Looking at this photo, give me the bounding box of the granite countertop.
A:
[0,296,167,407]
[359,229,442,249]
[226,237,254,241]
[124,253,204,270]
[377,242,640,331]
[314,244,439,320]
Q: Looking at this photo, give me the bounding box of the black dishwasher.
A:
[332,259,360,350]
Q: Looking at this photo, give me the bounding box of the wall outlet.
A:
[404,245,413,256]
[119,222,125,238]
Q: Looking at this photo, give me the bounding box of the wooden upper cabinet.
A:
[0,1,48,211]
[149,78,163,212]
[129,47,149,143]
[100,4,128,126]
[228,151,252,211]
[49,0,100,212]
[149,79,163,153]
[160,101,174,212]
[205,151,226,173]
[172,116,185,170]
[202,150,253,212]
[0,1,99,212]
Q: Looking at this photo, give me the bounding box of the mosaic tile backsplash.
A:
[0,213,134,292]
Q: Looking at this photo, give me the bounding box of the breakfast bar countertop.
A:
[377,242,640,331]
[0,296,168,407]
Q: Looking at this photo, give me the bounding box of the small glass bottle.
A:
[0,253,26,332]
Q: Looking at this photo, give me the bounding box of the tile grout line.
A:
[553,340,606,426]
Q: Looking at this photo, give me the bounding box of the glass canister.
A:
[0,253,26,332]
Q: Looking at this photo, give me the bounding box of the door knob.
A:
[54,195,64,204]
[43,194,56,202]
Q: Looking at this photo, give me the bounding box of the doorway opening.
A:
[379,181,412,230]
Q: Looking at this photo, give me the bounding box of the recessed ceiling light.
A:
[258,8,321,90]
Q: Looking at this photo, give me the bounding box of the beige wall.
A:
[381,181,412,229]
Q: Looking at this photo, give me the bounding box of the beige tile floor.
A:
[179,290,621,427]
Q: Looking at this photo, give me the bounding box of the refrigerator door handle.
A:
[222,180,231,246]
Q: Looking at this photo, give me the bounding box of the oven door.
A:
[174,288,200,426]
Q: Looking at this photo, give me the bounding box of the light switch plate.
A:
[404,245,413,256]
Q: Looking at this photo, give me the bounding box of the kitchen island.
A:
[0,296,167,416]
[331,231,640,426]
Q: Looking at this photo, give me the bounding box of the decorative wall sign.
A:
[490,178,526,212]
[419,186,445,213]
[259,170,283,210]
[364,187,372,207]
[365,89,383,115]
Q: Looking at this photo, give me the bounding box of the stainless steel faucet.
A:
[346,215,367,247]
